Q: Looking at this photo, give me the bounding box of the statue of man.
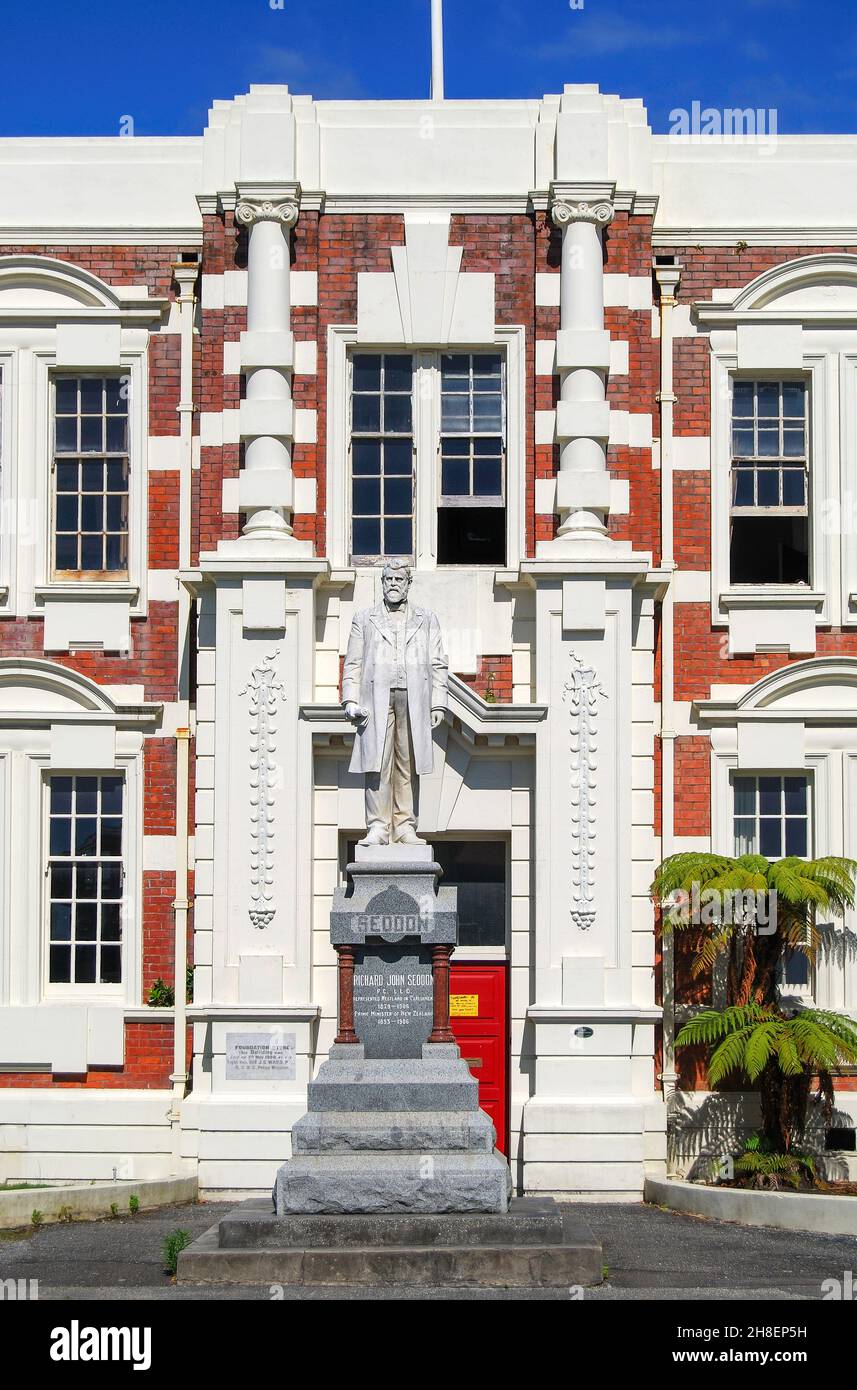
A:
[342,560,448,846]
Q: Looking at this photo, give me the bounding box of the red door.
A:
[449,963,508,1155]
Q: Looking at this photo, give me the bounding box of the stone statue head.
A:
[381,559,412,607]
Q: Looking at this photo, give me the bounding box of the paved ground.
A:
[1,1199,855,1299]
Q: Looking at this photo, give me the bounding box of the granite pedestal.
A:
[275,845,511,1215]
[179,846,604,1284]
[276,1042,511,1214]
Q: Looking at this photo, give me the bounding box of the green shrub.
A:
[163,1229,192,1276]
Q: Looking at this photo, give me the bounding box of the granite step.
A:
[219,1197,566,1249]
[290,1109,496,1155]
[178,1199,604,1288]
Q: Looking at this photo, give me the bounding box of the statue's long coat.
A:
[342,603,449,775]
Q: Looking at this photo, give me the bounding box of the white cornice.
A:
[528,1006,663,1022]
[0,306,167,325]
[654,228,857,247]
[185,1005,321,1021]
[0,227,202,246]
[301,675,547,737]
[317,193,533,214]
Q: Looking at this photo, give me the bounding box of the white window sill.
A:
[34,582,140,603]
[720,589,825,656]
[719,587,826,612]
[33,584,140,652]
[41,991,126,1004]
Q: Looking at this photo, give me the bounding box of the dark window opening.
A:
[730,515,810,584]
[433,842,506,949]
[437,507,506,565]
[345,838,506,949]
[729,378,809,586]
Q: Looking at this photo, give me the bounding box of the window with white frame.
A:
[348,350,507,566]
[437,352,505,564]
[52,375,130,577]
[350,354,414,561]
[730,379,810,585]
[47,774,124,986]
[733,773,812,987]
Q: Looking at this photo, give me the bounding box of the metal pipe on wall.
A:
[654,260,682,1146]
[170,260,198,1165]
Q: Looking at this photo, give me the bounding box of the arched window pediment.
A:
[0,255,166,322]
[697,657,857,724]
[0,658,161,726]
[696,253,857,324]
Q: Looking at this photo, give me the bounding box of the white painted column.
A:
[551,194,615,544]
[235,190,300,542]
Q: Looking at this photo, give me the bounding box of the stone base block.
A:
[177,1197,604,1288]
[307,1054,479,1112]
[276,1151,512,1215]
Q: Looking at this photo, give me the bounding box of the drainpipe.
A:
[169,260,198,1166]
[171,726,191,1167]
[654,260,682,1139]
[173,260,198,688]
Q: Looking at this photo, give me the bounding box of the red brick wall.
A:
[315,213,406,558]
[0,241,184,1089]
[197,212,242,558]
[674,735,711,837]
[457,656,513,704]
[662,244,857,1083]
[450,214,537,557]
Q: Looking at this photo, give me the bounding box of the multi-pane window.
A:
[730,379,809,584]
[438,353,506,564]
[733,774,812,988]
[733,774,810,858]
[440,354,504,502]
[350,354,414,560]
[348,350,508,566]
[53,376,129,576]
[47,775,124,986]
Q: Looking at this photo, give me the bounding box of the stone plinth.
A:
[273,845,512,1214]
[275,1043,510,1214]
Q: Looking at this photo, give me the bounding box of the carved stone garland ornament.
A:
[241,651,285,929]
[562,652,606,931]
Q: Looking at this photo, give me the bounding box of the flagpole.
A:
[431,0,445,100]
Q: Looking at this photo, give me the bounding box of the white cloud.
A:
[532,14,712,60]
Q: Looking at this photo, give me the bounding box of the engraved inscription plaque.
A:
[352,944,434,1059]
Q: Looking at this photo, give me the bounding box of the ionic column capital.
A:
[235,196,300,228]
[551,198,615,230]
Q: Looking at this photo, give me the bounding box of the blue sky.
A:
[1,0,855,137]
